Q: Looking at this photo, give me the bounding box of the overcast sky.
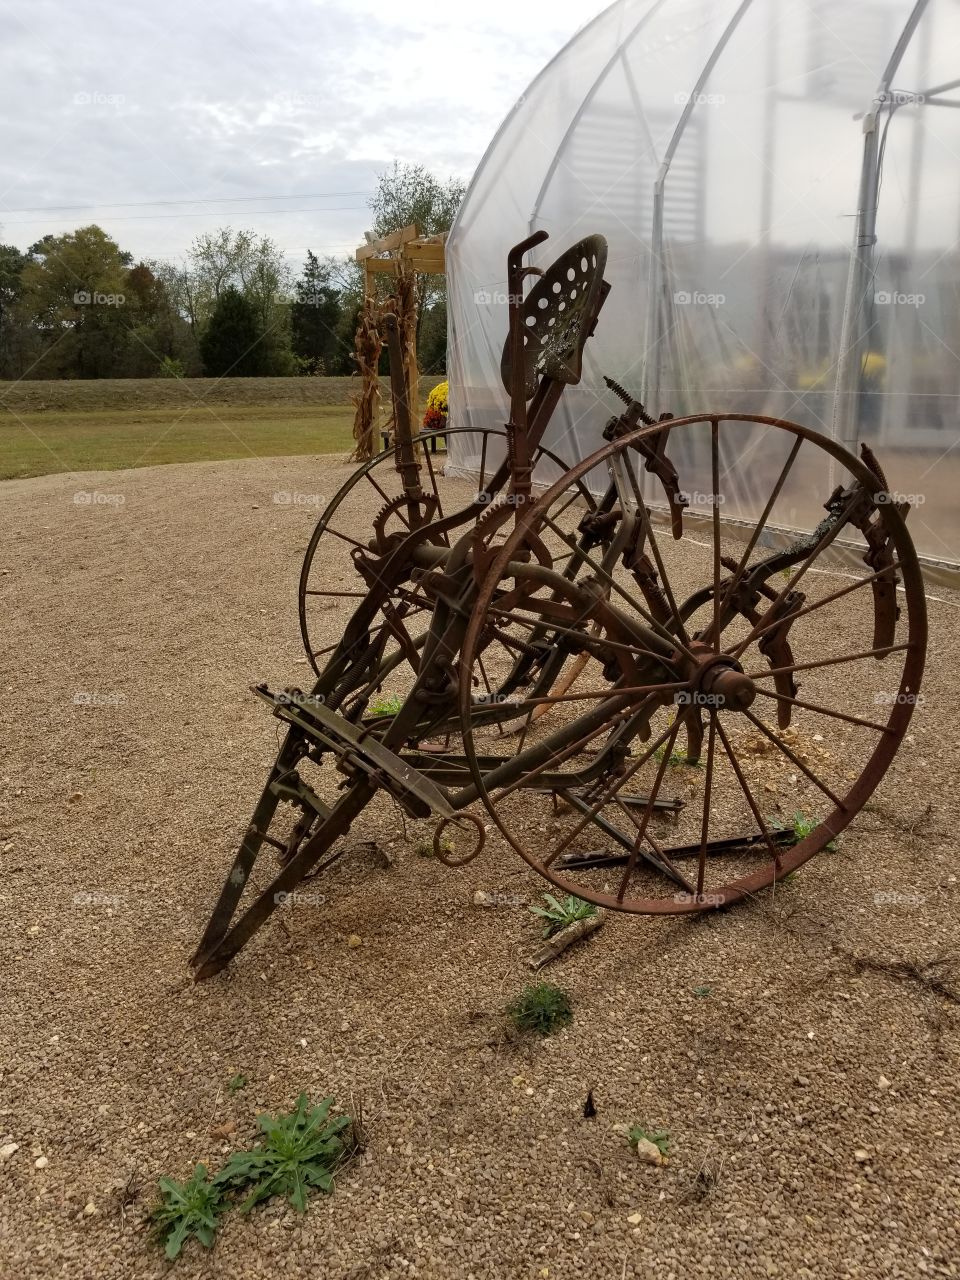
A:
[0,0,604,273]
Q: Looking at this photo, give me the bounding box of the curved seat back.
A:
[500,234,608,400]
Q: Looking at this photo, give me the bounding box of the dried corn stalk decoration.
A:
[350,298,384,462]
[350,265,419,462]
[394,257,420,435]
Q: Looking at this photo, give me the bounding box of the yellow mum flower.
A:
[424,381,449,427]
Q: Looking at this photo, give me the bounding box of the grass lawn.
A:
[0,403,357,480]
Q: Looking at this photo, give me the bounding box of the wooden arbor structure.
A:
[350,225,447,460]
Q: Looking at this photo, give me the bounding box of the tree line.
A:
[0,164,464,381]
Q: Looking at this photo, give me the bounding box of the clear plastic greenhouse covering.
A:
[446,0,960,573]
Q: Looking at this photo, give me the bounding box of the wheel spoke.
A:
[324,525,371,553]
[543,710,684,868]
[395,586,443,613]
[474,654,495,698]
[304,590,368,598]
[733,563,904,654]
[750,686,895,734]
[695,713,718,897]
[745,642,911,681]
[710,419,722,652]
[616,713,685,901]
[551,548,580,567]
[475,655,504,738]
[365,470,408,523]
[741,708,847,809]
[514,703,537,753]
[487,604,676,667]
[711,434,802,645]
[730,490,867,658]
[507,680,688,708]
[490,700,647,805]
[713,716,782,867]
[540,512,700,664]
[422,446,451,547]
[550,485,587,527]
[311,640,341,660]
[612,796,697,894]
[622,454,692,650]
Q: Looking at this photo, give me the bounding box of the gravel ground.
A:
[1,454,959,1280]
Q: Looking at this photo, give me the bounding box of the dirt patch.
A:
[0,455,958,1280]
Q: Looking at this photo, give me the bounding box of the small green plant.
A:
[150,1164,225,1261]
[529,892,597,938]
[692,984,712,998]
[770,811,838,851]
[414,836,453,858]
[150,1095,352,1261]
[369,693,404,718]
[653,745,703,768]
[227,1073,247,1094]
[627,1125,670,1156]
[506,982,573,1036]
[215,1093,351,1214]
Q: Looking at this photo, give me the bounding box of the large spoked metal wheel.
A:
[458,414,927,913]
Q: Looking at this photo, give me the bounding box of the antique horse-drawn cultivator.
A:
[192,230,926,979]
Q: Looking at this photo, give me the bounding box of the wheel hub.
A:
[684,644,757,712]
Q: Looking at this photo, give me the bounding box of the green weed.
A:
[150,1164,225,1261]
[529,892,597,938]
[506,982,573,1037]
[215,1093,351,1214]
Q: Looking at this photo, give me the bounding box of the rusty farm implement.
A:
[191,230,927,979]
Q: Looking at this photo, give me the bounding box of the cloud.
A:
[0,0,595,270]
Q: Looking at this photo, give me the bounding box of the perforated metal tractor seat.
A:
[500,234,608,400]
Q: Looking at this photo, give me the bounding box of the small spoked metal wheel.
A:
[298,426,602,727]
[458,414,927,912]
[299,427,451,681]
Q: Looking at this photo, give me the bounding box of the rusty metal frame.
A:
[192,229,927,981]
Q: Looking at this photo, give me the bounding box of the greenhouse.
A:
[446,0,960,572]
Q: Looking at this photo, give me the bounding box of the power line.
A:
[146,246,360,264]
[0,206,369,226]
[0,190,375,214]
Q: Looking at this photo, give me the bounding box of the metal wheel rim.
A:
[458,413,928,913]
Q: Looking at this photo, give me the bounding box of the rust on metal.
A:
[192,229,928,981]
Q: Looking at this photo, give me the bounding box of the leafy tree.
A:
[161,229,293,374]
[0,243,29,377]
[417,299,449,374]
[0,167,465,381]
[237,236,294,375]
[199,286,263,376]
[180,228,255,332]
[366,162,465,369]
[368,161,465,242]
[333,295,364,375]
[325,255,366,374]
[125,262,167,316]
[238,236,290,327]
[121,260,199,376]
[18,225,132,377]
[291,251,344,374]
